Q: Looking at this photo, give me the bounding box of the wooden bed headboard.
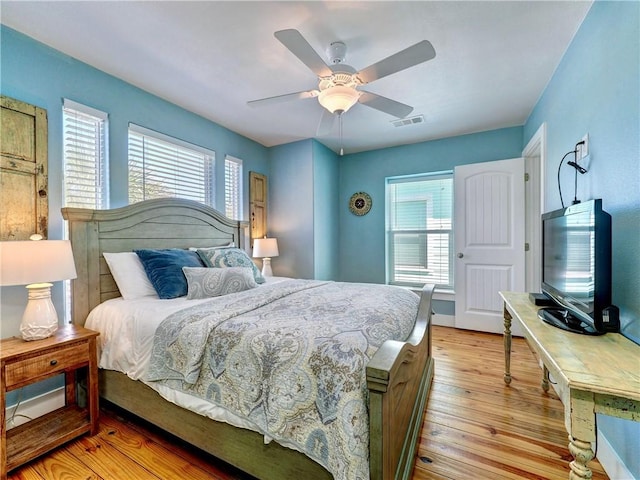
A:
[62,198,248,326]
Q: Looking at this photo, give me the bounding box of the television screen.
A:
[541,199,616,333]
[543,207,595,307]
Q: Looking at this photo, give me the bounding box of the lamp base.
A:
[261,257,273,277]
[20,283,59,341]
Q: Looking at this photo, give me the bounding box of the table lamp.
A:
[253,237,279,277]
[0,237,77,341]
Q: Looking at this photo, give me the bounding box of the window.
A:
[62,99,109,323]
[128,124,215,206]
[224,155,243,220]
[62,99,109,209]
[386,172,453,289]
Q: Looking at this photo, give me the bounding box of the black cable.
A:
[572,153,579,205]
[557,141,586,208]
[569,142,587,205]
[557,150,576,208]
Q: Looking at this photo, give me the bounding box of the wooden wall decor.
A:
[249,171,267,247]
[1,96,48,240]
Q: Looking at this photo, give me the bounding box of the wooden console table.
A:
[500,292,639,480]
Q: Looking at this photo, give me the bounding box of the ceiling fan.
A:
[248,29,436,137]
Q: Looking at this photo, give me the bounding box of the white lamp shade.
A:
[318,86,360,114]
[253,238,279,258]
[0,240,77,286]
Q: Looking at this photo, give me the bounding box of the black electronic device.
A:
[601,305,620,330]
[529,292,555,306]
[540,199,618,334]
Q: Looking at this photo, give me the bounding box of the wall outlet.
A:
[578,134,589,159]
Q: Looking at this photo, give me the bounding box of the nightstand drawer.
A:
[4,342,89,388]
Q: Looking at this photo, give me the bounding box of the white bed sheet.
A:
[85,276,292,439]
[86,295,207,379]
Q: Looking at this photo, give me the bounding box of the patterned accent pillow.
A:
[182,267,258,299]
[135,249,204,299]
[196,247,265,284]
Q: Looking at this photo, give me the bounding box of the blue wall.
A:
[268,139,340,280]
[313,141,340,280]
[338,127,523,283]
[0,25,270,339]
[268,140,315,278]
[524,1,639,476]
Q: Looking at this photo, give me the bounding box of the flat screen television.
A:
[540,199,618,334]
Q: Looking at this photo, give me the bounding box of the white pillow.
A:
[103,252,158,300]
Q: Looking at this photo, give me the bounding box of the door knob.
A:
[457,253,464,258]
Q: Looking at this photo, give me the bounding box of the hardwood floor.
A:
[8,326,608,480]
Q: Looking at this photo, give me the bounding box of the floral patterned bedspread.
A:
[146,279,419,480]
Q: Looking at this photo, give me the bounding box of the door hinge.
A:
[525,242,530,251]
[524,172,530,182]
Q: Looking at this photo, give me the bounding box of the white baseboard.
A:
[597,429,636,480]
[5,387,65,429]
[432,313,455,327]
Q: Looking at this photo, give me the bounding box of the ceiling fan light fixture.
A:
[318,85,360,114]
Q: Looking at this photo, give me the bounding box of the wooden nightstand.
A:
[0,325,99,478]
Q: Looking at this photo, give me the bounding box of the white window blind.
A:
[224,155,243,220]
[128,124,215,206]
[62,99,110,324]
[62,99,109,209]
[386,172,454,289]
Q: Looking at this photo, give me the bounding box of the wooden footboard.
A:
[368,284,435,480]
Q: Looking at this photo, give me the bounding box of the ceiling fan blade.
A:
[356,40,436,85]
[316,109,336,136]
[247,90,318,107]
[274,29,333,77]
[358,91,414,118]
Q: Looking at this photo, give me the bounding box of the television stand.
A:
[538,307,603,335]
[500,292,640,480]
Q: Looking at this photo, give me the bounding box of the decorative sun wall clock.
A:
[349,192,372,216]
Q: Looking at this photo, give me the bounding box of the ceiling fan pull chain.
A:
[339,113,344,156]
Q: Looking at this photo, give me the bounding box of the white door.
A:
[454,158,525,333]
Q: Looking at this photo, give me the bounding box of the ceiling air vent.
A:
[391,114,424,127]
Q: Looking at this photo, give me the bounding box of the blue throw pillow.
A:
[135,249,204,299]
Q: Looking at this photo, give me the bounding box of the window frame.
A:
[62,99,110,209]
[62,99,110,323]
[127,123,215,207]
[224,155,243,220]
[385,171,454,290]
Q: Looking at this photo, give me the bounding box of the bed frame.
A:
[62,198,435,480]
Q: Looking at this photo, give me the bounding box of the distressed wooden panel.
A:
[595,393,640,421]
[0,96,48,240]
[249,171,267,246]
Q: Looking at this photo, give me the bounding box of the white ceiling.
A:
[1,1,592,154]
